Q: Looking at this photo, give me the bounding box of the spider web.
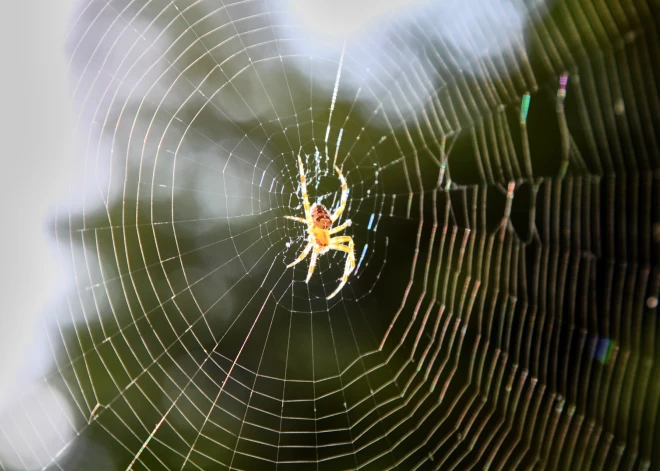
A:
[1,0,659,470]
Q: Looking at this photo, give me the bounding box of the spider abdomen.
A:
[312,205,332,230]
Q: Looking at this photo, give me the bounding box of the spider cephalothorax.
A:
[285,156,355,299]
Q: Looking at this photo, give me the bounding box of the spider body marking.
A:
[285,156,355,299]
[310,204,332,246]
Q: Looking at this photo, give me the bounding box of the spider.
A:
[285,156,355,299]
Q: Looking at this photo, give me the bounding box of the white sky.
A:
[0,1,75,404]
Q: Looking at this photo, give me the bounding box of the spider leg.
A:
[328,235,353,246]
[287,236,314,268]
[328,219,351,234]
[306,245,320,283]
[297,156,313,222]
[330,165,348,222]
[284,216,307,223]
[326,236,355,299]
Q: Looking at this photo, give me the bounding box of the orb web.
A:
[1,0,659,470]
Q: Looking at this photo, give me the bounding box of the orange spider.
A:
[285,156,355,299]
